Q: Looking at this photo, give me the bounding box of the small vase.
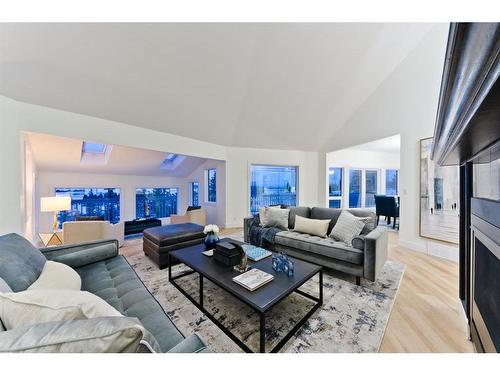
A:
[204,232,219,250]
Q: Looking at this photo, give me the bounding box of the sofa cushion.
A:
[143,223,204,247]
[27,261,81,291]
[274,231,364,265]
[310,207,376,235]
[330,211,370,245]
[288,206,311,229]
[293,215,330,237]
[75,255,185,352]
[0,316,146,353]
[262,207,289,230]
[0,233,46,292]
[0,289,122,330]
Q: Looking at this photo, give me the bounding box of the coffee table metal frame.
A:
[168,252,323,353]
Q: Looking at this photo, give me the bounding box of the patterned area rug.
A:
[123,232,405,353]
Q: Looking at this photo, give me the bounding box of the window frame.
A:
[347,168,381,208]
[248,163,299,216]
[205,168,217,203]
[385,169,399,196]
[54,187,122,226]
[328,167,343,208]
[190,181,199,207]
[135,187,179,219]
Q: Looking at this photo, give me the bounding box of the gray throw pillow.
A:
[0,233,46,292]
[330,211,371,246]
[262,207,290,230]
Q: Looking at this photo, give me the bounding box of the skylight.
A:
[165,153,178,162]
[82,141,106,153]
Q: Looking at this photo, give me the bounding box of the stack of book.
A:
[232,268,274,291]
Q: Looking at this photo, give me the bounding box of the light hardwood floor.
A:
[122,228,474,353]
[380,231,473,352]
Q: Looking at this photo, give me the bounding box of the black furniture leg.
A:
[376,215,379,225]
[319,270,323,304]
[199,274,204,308]
[393,217,396,229]
[356,276,361,286]
[260,313,266,353]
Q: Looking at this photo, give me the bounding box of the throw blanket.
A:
[249,223,282,248]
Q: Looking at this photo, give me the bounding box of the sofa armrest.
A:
[40,239,119,268]
[363,226,388,282]
[243,216,259,243]
[166,333,209,353]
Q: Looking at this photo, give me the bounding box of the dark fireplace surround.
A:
[431,23,499,353]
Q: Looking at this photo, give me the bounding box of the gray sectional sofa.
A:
[0,233,207,353]
[244,206,388,285]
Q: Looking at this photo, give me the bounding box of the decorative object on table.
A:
[203,224,220,250]
[272,252,287,273]
[232,268,274,291]
[419,137,459,244]
[40,196,71,232]
[213,241,242,267]
[241,244,272,261]
[231,242,249,273]
[272,252,294,276]
[202,249,214,257]
[283,257,295,277]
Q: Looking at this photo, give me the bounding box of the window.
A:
[82,141,106,153]
[136,188,178,219]
[250,165,298,215]
[191,182,199,206]
[206,169,217,203]
[365,170,378,207]
[385,169,399,195]
[349,169,362,208]
[55,188,120,226]
[348,169,380,208]
[328,167,343,208]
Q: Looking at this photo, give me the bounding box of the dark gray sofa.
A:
[244,207,388,285]
[0,233,207,353]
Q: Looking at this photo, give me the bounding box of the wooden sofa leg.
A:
[355,276,361,286]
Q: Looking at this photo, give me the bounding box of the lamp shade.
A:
[40,196,71,212]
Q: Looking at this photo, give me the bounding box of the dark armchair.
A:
[374,195,399,229]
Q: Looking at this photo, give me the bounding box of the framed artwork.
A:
[419,137,459,244]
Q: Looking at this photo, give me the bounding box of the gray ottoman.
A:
[143,223,205,269]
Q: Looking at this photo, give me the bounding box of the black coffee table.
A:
[168,240,323,353]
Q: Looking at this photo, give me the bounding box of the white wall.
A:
[36,171,191,233]
[326,148,400,208]
[185,159,226,227]
[0,95,226,236]
[321,24,458,261]
[21,136,38,241]
[224,147,321,227]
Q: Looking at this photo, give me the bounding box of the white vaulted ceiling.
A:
[0,23,443,151]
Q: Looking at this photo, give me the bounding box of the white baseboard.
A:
[398,238,459,263]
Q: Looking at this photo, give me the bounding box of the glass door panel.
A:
[365,170,378,207]
[349,169,362,208]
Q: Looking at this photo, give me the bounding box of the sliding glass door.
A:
[349,169,362,208]
[348,169,380,208]
[365,170,378,207]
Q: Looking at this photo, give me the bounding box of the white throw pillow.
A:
[293,215,331,237]
[28,261,81,291]
[262,207,290,230]
[0,289,122,330]
[330,211,371,245]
